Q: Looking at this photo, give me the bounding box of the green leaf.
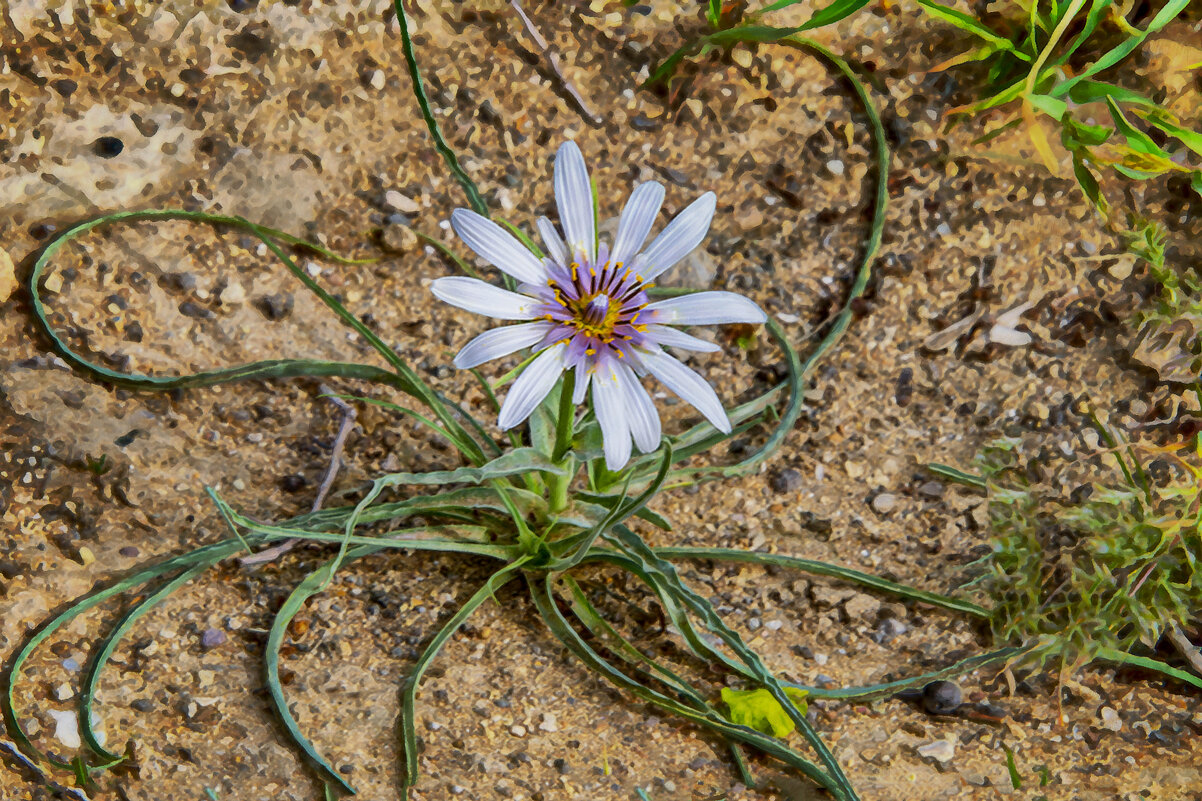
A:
[1066,79,1156,108]
[706,0,722,28]
[913,0,1025,57]
[722,687,809,737]
[1026,94,1067,121]
[758,0,871,29]
[1003,744,1023,789]
[374,448,567,486]
[1052,0,1191,98]
[1071,153,1109,215]
[1191,171,1202,199]
[1105,96,1166,157]
[1141,113,1202,158]
[1060,116,1112,149]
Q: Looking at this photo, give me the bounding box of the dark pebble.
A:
[53,78,78,96]
[130,699,154,712]
[92,136,124,158]
[872,617,908,644]
[29,222,57,239]
[280,474,308,493]
[917,481,944,498]
[227,0,257,10]
[771,468,803,493]
[178,301,213,320]
[201,628,227,649]
[255,293,294,321]
[119,546,140,557]
[631,114,659,131]
[0,560,21,579]
[922,680,962,715]
[164,272,199,292]
[124,321,144,343]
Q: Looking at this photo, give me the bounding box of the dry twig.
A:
[510,0,602,125]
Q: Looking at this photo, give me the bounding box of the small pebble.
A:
[92,136,124,158]
[49,710,81,749]
[771,468,802,493]
[915,738,955,763]
[383,190,421,214]
[509,724,527,737]
[1100,706,1122,732]
[119,546,140,558]
[538,713,559,733]
[826,159,845,176]
[201,628,227,649]
[871,493,898,514]
[922,680,962,715]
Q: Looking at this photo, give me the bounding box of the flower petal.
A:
[498,343,568,430]
[537,216,568,266]
[617,364,661,453]
[638,191,716,280]
[645,291,767,326]
[572,364,591,404]
[611,181,665,265]
[638,347,731,433]
[450,209,547,285]
[430,277,540,321]
[645,324,721,352]
[554,140,596,264]
[591,362,632,470]
[453,322,554,369]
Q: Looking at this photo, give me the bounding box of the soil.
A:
[2,2,1202,801]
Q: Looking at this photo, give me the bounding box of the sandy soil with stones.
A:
[3,2,1202,800]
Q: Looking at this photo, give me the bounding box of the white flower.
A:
[431,140,766,470]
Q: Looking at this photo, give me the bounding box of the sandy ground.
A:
[2,2,1202,800]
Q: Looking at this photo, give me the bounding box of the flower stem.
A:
[548,372,577,514]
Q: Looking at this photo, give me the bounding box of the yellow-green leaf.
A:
[721,686,809,738]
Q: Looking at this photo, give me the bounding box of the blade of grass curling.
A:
[392,0,488,217]
[1096,647,1202,692]
[605,527,859,801]
[654,547,991,618]
[560,576,756,786]
[79,558,230,765]
[28,209,487,464]
[266,545,384,794]
[2,536,257,770]
[400,559,530,796]
[530,574,851,800]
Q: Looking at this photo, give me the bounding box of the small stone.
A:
[255,293,294,321]
[826,159,845,176]
[76,546,95,566]
[843,593,880,621]
[384,190,421,214]
[49,710,81,749]
[872,617,907,645]
[368,69,385,90]
[917,481,944,498]
[179,301,213,320]
[220,282,247,305]
[915,738,955,763]
[538,713,559,732]
[765,619,783,631]
[772,468,803,493]
[1100,706,1122,732]
[62,658,80,672]
[53,683,74,701]
[92,136,124,158]
[165,272,199,292]
[922,681,962,715]
[871,493,898,514]
[201,628,227,649]
[509,724,527,737]
[119,546,140,558]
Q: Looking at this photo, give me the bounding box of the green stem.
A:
[548,372,577,514]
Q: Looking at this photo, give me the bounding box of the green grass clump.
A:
[973,426,1202,670]
[1125,216,1202,384]
[913,0,1200,216]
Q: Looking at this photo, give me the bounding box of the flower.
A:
[431,140,767,470]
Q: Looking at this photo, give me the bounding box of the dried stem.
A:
[240,387,357,567]
[1167,622,1202,677]
[510,0,602,125]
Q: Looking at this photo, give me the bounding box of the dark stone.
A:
[53,78,78,96]
[124,321,144,343]
[178,301,213,320]
[92,136,124,158]
[119,546,140,558]
[771,468,803,493]
[255,293,293,321]
[922,680,962,715]
[280,474,308,493]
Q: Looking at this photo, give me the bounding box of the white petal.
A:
[498,343,568,430]
[453,322,553,369]
[638,347,730,433]
[537,216,568,266]
[430,277,539,321]
[645,324,721,352]
[591,363,631,470]
[572,364,591,405]
[554,140,595,263]
[611,181,664,265]
[639,192,716,280]
[450,209,547,285]
[645,292,767,326]
[617,364,661,453]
